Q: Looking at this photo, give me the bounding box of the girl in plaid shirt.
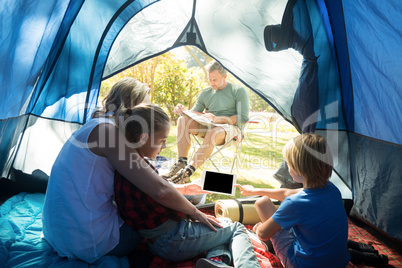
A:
[43,78,217,263]
[114,104,260,268]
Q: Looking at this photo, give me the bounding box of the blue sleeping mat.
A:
[0,192,130,268]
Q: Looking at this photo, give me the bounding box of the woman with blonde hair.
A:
[92,77,150,119]
[43,77,218,263]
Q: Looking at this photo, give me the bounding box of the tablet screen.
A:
[201,170,237,195]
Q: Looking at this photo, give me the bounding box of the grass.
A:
[159,113,298,204]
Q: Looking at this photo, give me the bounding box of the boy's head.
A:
[282,133,333,188]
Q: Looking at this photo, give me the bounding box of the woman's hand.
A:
[235,184,256,196]
[188,209,222,231]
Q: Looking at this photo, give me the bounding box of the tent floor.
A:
[1,185,401,267]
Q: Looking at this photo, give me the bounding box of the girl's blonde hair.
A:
[120,103,170,144]
[282,133,333,188]
[93,77,150,118]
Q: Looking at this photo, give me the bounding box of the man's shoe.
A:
[162,161,186,179]
[168,168,192,184]
[196,258,233,268]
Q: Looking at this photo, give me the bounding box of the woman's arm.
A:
[95,123,220,230]
[235,184,302,201]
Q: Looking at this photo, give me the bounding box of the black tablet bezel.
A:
[200,170,237,196]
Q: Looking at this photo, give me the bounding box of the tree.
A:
[100,51,206,122]
[247,88,275,112]
[123,57,160,102]
[100,57,161,102]
[99,46,274,119]
[153,55,206,122]
[183,46,213,82]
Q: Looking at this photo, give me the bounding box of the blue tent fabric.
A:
[0,0,401,244]
[0,192,130,267]
[349,134,402,239]
[263,0,319,133]
[344,1,402,145]
[0,0,70,119]
[321,0,354,132]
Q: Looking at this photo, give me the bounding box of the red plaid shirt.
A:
[114,157,183,230]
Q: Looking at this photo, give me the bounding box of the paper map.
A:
[182,110,227,127]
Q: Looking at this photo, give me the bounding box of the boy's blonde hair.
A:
[282,133,333,188]
[205,60,227,76]
[102,77,150,115]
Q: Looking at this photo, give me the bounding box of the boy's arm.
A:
[235,184,302,201]
[255,218,282,241]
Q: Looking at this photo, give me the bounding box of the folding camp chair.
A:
[188,121,258,174]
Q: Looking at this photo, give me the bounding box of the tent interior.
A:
[0,0,401,266]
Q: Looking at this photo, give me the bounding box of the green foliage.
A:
[100,56,162,103]
[99,79,114,104]
[225,74,274,112]
[99,46,279,130]
[153,58,207,122]
[247,89,276,112]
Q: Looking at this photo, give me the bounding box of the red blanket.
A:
[346,217,402,268]
[130,211,402,268]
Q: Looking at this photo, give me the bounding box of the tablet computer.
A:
[200,170,237,196]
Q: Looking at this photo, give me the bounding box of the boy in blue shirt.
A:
[236,133,350,267]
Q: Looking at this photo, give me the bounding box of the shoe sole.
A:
[162,163,185,178]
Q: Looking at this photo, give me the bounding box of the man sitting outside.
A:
[162,60,249,184]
